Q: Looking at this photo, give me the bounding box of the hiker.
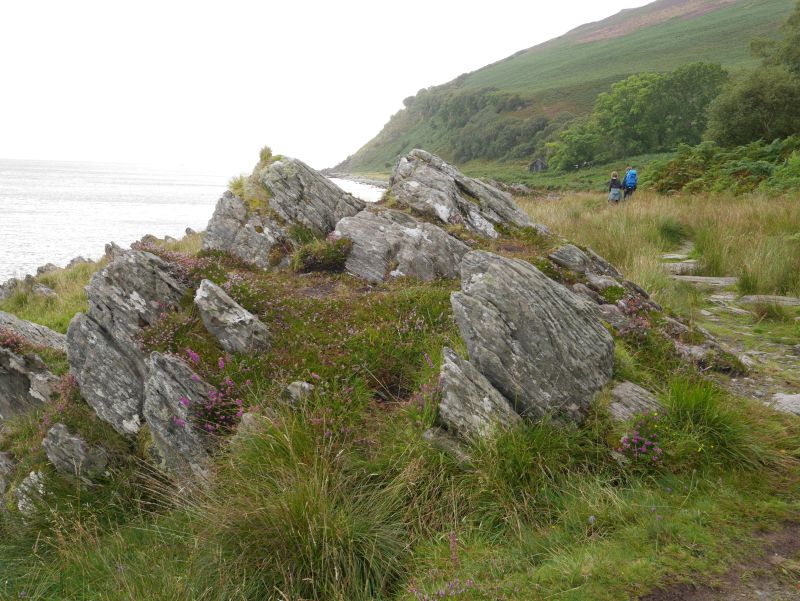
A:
[623,165,638,199]
[608,171,623,203]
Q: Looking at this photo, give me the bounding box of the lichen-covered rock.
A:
[586,273,620,293]
[195,280,270,354]
[67,250,187,435]
[771,393,800,415]
[608,381,661,422]
[202,191,287,269]
[15,470,46,515]
[439,347,521,439]
[0,347,58,420]
[261,158,365,235]
[0,311,67,351]
[0,452,15,495]
[451,251,614,423]
[142,352,211,479]
[42,423,108,482]
[332,209,469,283]
[390,149,544,238]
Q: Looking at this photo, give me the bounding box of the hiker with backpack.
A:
[608,171,624,203]
[623,165,638,199]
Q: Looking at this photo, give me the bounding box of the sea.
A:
[0,159,384,282]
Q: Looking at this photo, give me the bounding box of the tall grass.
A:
[519,191,800,298]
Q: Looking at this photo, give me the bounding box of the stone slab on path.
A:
[738,295,800,307]
[672,275,738,288]
[662,260,699,275]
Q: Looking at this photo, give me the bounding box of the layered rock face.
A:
[390,149,546,238]
[332,209,470,283]
[202,191,287,269]
[67,251,187,435]
[261,158,365,235]
[446,251,614,429]
[195,279,270,354]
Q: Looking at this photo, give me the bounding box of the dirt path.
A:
[641,524,800,600]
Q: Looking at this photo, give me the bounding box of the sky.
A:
[0,0,651,174]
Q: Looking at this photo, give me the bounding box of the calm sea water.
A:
[0,159,383,282]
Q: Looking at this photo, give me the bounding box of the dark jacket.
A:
[609,177,623,191]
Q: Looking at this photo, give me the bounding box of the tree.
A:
[706,66,800,146]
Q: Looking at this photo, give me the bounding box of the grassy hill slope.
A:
[338,0,794,174]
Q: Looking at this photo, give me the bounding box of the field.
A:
[1,193,800,600]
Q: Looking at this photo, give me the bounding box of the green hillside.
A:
[337,0,794,174]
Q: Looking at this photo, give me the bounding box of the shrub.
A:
[291,239,353,273]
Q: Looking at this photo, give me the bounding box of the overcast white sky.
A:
[0,1,650,174]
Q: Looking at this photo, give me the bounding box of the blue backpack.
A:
[625,169,638,188]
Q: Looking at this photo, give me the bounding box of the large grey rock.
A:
[142,352,212,479]
[0,311,67,351]
[439,347,521,439]
[42,423,108,482]
[202,191,288,269]
[738,295,800,307]
[332,209,470,283]
[282,381,315,406]
[36,263,60,276]
[0,347,58,420]
[261,158,365,235]
[0,278,20,302]
[771,393,800,415]
[194,280,270,354]
[0,452,14,495]
[390,149,544,238]
[67,314,146,434]
[67,251,187,435]
[451,251,614,423]
[608,381,662,422]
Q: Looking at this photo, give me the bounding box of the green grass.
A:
[2,210,800,599]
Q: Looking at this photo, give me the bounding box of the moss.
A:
[601,285,626,303]
[291,239,353,273]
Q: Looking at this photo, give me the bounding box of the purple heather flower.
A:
[186,348,200,364]
[179,396,190,407]
[172,416,186,427]
[218,357,225,370]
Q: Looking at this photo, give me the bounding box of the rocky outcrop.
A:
[202,191,287,269]
[771,393,800,415]
[42,424,108,482]
[608,381,662,422]
[261,158,365,235]
[142,352,211,479]
[390,149,545,238]
[67,251,187,435]
[0,311,67,352]
[439,347,521,439]
[549,244,623,279]
[0,347,58,420]
[450,251,614,423]
[195,280,270,354]
[332,209,470,283]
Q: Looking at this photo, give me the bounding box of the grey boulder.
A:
[283,381,315,406]
[261,157,365,236]
[142,352,212,479]
[202,191,287,269]
[390,149,543,238]
[549,244,623,279]
[332,209,470,283]
[608,381,661,422]
[451,251,614,423]
[0,347,58,420]
[15,470,46,515]
[195,280,270,354]
[0,311,67,352]
[438,347,521,439]
[0,452,15,495]
[42,423,108,482]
